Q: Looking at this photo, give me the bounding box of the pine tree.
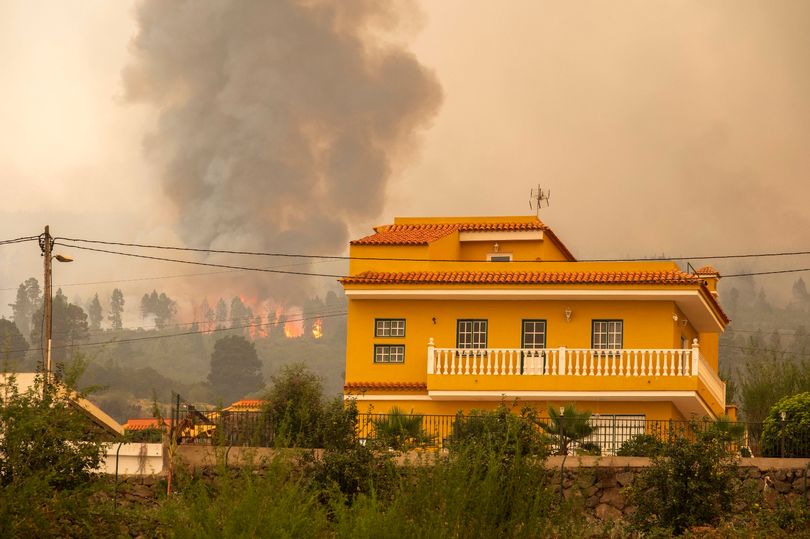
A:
[215,298,228,329]
[9,278,42,339]
[88,294,104,331]
[109,289,125,330]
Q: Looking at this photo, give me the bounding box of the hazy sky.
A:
[2,1,810,322]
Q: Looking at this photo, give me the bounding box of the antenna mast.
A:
[528,184,551,217]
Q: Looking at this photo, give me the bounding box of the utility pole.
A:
[38,225,72,382]
[39,225,53,378]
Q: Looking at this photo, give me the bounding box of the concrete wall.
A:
[98,443,163,475]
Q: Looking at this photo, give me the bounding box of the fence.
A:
[170,399,810,457]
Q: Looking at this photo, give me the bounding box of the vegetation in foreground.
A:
[3,368,810,538]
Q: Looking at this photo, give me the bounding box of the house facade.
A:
[341,216,729,423]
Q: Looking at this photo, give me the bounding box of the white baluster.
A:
[654,351,660,376]
[611,353,617,376]
[632,350,638,376]
[427,338,435,375]
[485,350,491,375]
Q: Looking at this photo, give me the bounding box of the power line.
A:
[10,311,347,355]
[46,306,347,338]
[53,241,810,281]
[54,242,346,279]
[0,236,38,246]
[55,235,810,264]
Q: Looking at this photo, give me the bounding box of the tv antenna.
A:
[529,185,551,216]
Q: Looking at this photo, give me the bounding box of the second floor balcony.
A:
[425,338,726,417]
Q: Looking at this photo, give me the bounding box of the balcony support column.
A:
[691,338,700,376]
[559,346,567,376]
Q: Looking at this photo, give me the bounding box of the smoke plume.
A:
[123,0,441,301]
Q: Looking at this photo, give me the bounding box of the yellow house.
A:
[341,215,729,425]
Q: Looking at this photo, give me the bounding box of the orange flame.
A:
[312,318,323,339]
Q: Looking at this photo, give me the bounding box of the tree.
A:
[626,424,737,534]
[140,290,177,329]
[8,278,41,339]
[0,370,109,537]
[207,335,264,403]
[229,297,249,329]
[792,277,809,303]
[109,289,125,330]
[538,404,597,456]
[372,407,432,450]
[87,293,103,331]
[215,298,228,329]
[201,298,215,332]
[760,392,810,457]
[264,364,323,447]
[29,291,89,365]
[0,318,29,366]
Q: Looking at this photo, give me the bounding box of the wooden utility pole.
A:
[41,225,53,377]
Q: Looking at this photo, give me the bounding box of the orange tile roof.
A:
[226,399,268,410]
[694,265,720,276]
[344,381,428,392]
[351,220,547,246]
[341,270,703,285]
[124,418,171,431]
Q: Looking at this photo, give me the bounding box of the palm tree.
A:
[539,404,597,455]
[372,407,433,451]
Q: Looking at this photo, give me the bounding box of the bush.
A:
[371,407,432,451]
[0,369,118,536]
[760,392,810,457]
[616,433,665,456]
[263,364,357,449]
[449,403,547,459]
[625,422,738,534]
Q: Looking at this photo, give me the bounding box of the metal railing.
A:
[169,402,810,457]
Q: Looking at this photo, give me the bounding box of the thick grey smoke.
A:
[123,0,441,300]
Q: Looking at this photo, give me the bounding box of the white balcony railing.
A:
[427,338,704,378]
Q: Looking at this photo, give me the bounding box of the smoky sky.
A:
[122,0,441,301]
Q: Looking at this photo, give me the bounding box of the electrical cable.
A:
[55,235,810,263]
[54,241,810,281]
[10,311,347,355]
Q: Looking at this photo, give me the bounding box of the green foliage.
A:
[87,293,104,331]
[29,290,89,364]
[207,335,264,404]
[616,433,665,456]
[160,461,329,538]
[761,391,810,457]
[264,364,357,449]
[625,422,738,534]
[450,403,548,458]
[372,407,432,451]
[537,404,596,455]
[0,369,118,537]
[140,289,178,329]
[9,277,41,339]
[305,445,398,503]
[108,288,125,330]
[0,318,29,366]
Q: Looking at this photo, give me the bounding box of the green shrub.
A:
[160,460,329,538]
[0,369,118,537]
[449,403,547,458]
[372,407,433,451]
[616,433,665,456]
[537,404,597,456]
[303,445,398,503]
[760,392,810,457]
[625,422,738,534]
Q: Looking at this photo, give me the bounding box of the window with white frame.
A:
[583,414,646,456]
[457,319,488,349]
[375,318,405,337]
[374,344,405,363]
[592,320,623,350]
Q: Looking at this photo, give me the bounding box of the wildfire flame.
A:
[312,318,323,339]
